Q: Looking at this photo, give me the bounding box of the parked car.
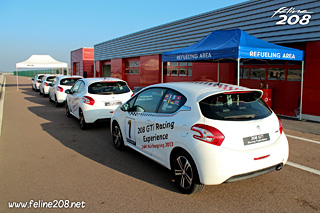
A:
[65,78,133,130]
[39,74,59,97]
[32,74,45,91]
[49,75,83,107]
[110,82,289,194]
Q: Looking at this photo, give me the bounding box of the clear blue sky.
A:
[0,0,247,72]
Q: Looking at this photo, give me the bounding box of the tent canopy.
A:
[162,29,304,62]
[16,55,68,68]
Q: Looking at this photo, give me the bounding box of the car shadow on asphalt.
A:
[24,87,177,193]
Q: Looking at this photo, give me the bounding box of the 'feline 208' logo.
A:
[271,7,313,26]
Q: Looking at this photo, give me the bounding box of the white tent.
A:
[16,55,68,90]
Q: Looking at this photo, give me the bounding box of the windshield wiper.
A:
[224,114,255,119]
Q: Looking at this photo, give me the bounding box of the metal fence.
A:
[13,69,69,77]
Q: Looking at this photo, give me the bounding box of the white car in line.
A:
[39,74,60,97]
[49,75,83,107]
[111,82,289,194]
[32,74,45,91]
[65,78,133,130]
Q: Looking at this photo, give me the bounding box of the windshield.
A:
[88,81,130,95]
[199,91,272,121]
[60,78,81,86]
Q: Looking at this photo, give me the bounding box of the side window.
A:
[132,88,166,113]
[52,78,57,86]
[78,82,85,93]
[158,89,186,113]
[71,81,82,93]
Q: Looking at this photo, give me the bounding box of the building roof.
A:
[94,0,319,61]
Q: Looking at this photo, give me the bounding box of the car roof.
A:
[148,82,262,102]
[57,75,83,79]
[80,77,126,84]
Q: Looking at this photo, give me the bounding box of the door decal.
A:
[125,117,136,146]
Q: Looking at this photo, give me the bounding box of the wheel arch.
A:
[170,147,197,172]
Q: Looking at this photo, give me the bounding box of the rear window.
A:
[38,75,44,80]
[46,76,56,82]
[60,78,81,86]
[88,81,130,95]
[199,91,272,121]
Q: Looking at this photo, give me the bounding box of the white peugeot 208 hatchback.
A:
[111,82,289,194]
[39,74,59,97]
[65,78,133,130]
[49,75,83,107]
[32,74,45,91]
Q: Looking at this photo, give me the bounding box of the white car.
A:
[65,78,133,130]
[39,74,59,97]
[111,82,289,194]
[49,75,83,107]
[32,74,45,91]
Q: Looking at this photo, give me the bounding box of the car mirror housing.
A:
[121,103,130,111]
[65,89,71,94]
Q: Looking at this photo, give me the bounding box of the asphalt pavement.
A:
[0,75,319,212]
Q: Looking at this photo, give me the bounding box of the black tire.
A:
[49,94,53,102]
[65,102,71,118]
[79,110,89,130]
[55,95,60,107]
[43,91,47,97]
[39,88,43,95]
[172,151,204,194]
[112,123,124,150]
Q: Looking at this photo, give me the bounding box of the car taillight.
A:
[278,117,283,134]
[191,124,225,146]
[57,86,64,92]
[45,82,49,86]
[37,80,42,83]
[83,96,95,105]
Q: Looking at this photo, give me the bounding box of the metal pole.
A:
[217,61,219,82]
[16,66,19,91]
[237,58,240,86]
[161,61,164,83]
[299,60,304,120]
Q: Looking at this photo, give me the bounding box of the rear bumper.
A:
[224,163,283,183]
[83,106,118,123]
[192,133,289,185]
[43,86,50,94]
[56,91,67,103]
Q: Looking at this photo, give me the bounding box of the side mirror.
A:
[32,78,34,81]
[48,83,53,87]
[121,103,130,111]
[65,89,71,94]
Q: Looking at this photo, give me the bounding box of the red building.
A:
[92,40,320,122]
[71,48,94,77]
[83,1,320,122]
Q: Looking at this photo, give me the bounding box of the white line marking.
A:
[286,134,320,145]
[287,161,320,176]
[0,76,6,137]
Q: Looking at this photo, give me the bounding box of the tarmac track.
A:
[0,75,319,212]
